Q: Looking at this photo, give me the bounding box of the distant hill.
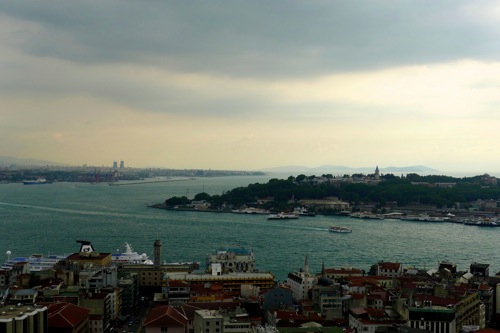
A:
[260,165,438,174]
[0,156,68,167]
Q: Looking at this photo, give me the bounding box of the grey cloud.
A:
[1,0,500,80]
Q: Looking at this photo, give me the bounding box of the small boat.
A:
[293,207,315,217]
[349,212,384,219]
[329,226,352,233]
[267,212,299,220]
[23,178,49,185]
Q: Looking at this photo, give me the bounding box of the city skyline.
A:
[1,1,500,174]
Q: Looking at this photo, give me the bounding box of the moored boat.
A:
[231,207,270,214]
[329,226,352,233]
[2,251,67,272]
[267,212,299,220]
[112,242,153,265]
[293,207,315,217]
[350,212,384,219]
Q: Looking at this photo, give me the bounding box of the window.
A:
[161,327,168,332]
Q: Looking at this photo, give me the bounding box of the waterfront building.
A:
[66,241,112,270]
[322,267,363,281]
[286,255,316,302]
[298,197,350,211]
[0,304,48,333]
[166,271,275,294]
[206,247,256,273]
[438,261,458,275]
[375,261,403,278]
[470,263,490,280]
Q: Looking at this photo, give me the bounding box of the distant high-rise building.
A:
[113,161,118,169]
[120,161,124,169]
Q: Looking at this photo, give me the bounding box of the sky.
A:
[1,1,500,174]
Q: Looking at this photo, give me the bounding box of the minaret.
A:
[304,254,309,276]
[154,239,162,270]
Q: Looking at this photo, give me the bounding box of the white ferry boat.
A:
[267,212,299,220]
[2,251,67,272]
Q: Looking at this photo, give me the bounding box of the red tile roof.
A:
[144,305,188,327]
[47,302,90,328]
[378,262,401,270]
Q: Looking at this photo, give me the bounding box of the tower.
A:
[374,166,380,180]
[154,239,162,270]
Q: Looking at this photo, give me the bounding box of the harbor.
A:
[1,177,499,281]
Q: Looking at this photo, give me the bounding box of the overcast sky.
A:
[1,1,500,173]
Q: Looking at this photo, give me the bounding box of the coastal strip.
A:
[109,178,194,186]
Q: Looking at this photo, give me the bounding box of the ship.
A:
[22,178,49,185]
[111,242,153,265]
[2,251,67,272]
[267,212,299,220]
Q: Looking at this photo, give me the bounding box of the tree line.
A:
[161,173,500,212]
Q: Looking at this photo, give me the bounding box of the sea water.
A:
[0,174,498,281]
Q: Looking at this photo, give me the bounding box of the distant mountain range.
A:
[260,165,438,174]
[0,156,69,167]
